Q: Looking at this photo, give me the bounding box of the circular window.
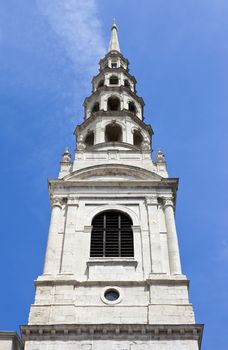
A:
[104,289,119,301]
[101,287,122,305]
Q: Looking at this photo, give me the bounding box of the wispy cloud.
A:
[37,0,106,74]
[28,0,106,180]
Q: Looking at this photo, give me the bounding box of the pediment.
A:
[64,164,162,181]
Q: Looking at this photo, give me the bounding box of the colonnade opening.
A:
[91,102,100,113]
[85,131,94,147]
[90,210,134,257]
[105,123,122,142]
[124,79,130,88]
[109,75,119,85]
[107,97,120,111]
[133,129,143,147]
[129,101,136,113]
[98,80,104,88]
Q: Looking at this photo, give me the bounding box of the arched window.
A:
[129,101,136,112]
[107,96,120,111]
[90,210,134,257]
[109,75,119,85]
[133,129,143,147]
[85,131,94,147]
[124,79,130,88]
[98,80,104,88]
[91,102,99,113]
[105,123,122,142]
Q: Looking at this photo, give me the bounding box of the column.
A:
[163,197,182,275]
[146,196,162,273]
[43,196,63,275]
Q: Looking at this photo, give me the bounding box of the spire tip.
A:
[108,19,120,52]
[112,18,117,29]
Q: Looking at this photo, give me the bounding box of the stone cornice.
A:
[35,275,189,287]
[75,111,152,134]
[99,50,129,66]
[83,86,144,107]
[0,331,24,348]
[20,324,203,348]
[48,178,179,191]
[92,66,137,84]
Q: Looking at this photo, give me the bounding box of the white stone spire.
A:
[108,19,120,52]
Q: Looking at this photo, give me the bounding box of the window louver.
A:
[90,211,134,257]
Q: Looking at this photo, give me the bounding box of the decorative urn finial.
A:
[156,149,166,163]
[61,147,71,163]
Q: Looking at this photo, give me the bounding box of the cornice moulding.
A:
[92,67,137,84]
[20,324,203,347]
[99,51,129,65]
[48,179,179,193]
[84,86,144,106]
[0,331,24,348]
[75,111,152,133]
[35,276,189,287]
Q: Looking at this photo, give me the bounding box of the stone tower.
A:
[21,22,203,350]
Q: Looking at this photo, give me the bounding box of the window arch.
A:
[111,61,117,68]
[109,75,119,85]
[128,101,136,113]
[91,102,100,113]
[107,96,120,111]
[105,123,122,142]
[85,131,94,147]
[90,210,134,257]
[133,129,143,147]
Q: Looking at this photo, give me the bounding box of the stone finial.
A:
[156,149,166,163]
[61,148,71,163]
[59,148,72,179]
[141,136,151,150]
[108,19,120,52]
[77,135,86,151]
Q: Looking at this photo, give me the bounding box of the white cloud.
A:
[33,0,107,176]
[36,0,107,146]
[37,0,106,74]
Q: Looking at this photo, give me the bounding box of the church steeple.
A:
[20,23,203,350]
[108,19,120,52]
[74,20,153,158]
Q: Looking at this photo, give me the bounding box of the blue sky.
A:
[0,1,227,349]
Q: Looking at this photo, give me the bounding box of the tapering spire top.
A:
[108,19,120,52]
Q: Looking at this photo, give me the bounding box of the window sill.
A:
[87,258,137,267]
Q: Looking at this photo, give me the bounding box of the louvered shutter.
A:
[90,211,134,257]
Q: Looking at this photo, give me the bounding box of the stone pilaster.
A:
[60,197,79,274]
[145,196,162,274]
